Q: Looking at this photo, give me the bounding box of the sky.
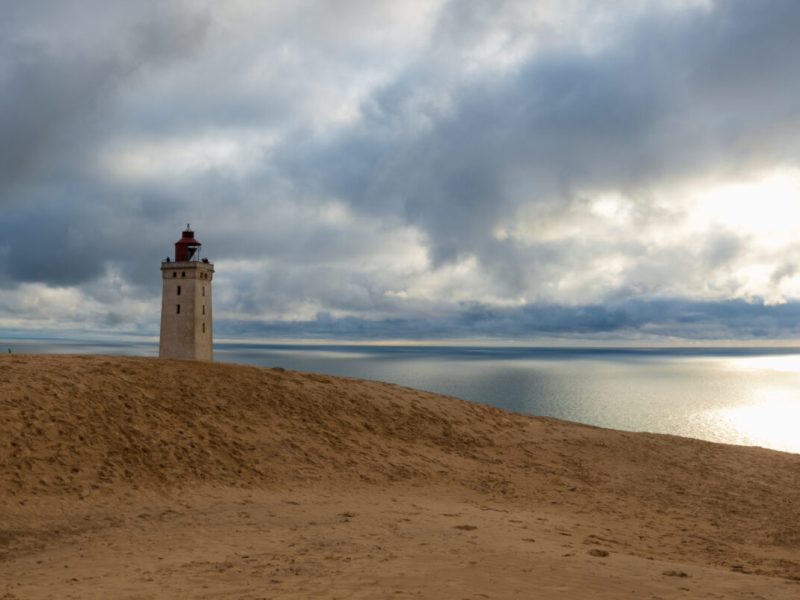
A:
[2,0,800,343]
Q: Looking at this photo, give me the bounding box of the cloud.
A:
[1,1,800,340]
[284,0,800,272]
[0,2,210,198]
[217,297,800,342]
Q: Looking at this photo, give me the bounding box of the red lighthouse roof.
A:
[174,225,202,261]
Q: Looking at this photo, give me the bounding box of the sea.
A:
[5,338,800,455]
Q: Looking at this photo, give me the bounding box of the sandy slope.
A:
[1,354,799,599]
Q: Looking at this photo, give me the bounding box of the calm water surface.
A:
[5,339,800,454]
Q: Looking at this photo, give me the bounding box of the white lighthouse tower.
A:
[159,225,214,360]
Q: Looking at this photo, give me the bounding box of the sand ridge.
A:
[1,354,799,598]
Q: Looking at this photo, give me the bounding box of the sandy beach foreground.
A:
[1,355,799,598]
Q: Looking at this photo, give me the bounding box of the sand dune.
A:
[1,354,799,598]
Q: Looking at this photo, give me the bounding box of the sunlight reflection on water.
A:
[729,354,800,373]
[717,400,800,453]
[704,356,800,453]
[710,389,800,454]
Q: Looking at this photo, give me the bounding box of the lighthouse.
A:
[159,225,214,360]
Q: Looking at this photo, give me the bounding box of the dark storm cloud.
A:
[0,189,193,289]
[0,41,119,196]
[0,2,209,199]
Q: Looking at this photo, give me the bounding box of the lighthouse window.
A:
[177,285,181,296]
[181,271,186,278]
[172,272,176,278]
[202,323,206,333]
[202,304,205,315]
[202,286,205,297]
[176,304,181,314]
